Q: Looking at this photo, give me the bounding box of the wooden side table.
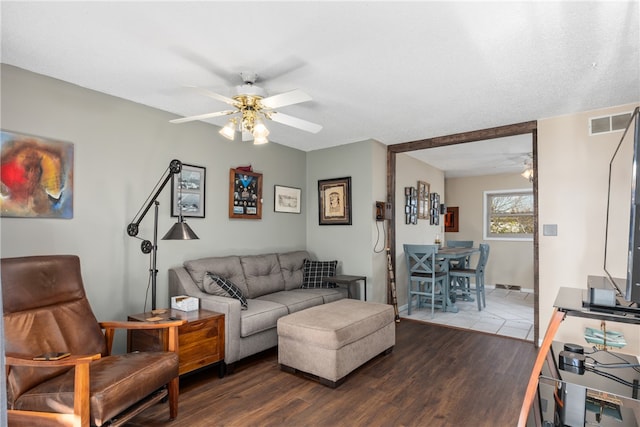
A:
[324,275,367,301]
[127,308,225,377]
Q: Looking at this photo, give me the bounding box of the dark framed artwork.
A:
[1,130,74,218]
[445,206,459,232]
[404,186,417,225]
[229,168,263,219]
[430,192,440,225]
[318,176,352,225]
[274,185,301,214]
[171,164,206,218]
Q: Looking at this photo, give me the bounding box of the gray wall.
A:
[0,65,308,324]
[306,140,388,301]
[0,65,389,346]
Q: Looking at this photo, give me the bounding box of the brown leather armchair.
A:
[2,255,185,427]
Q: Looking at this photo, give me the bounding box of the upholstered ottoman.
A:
[277,299,396,387]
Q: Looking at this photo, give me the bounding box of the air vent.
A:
[589,112,632,135]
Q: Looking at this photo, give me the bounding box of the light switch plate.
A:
[543,224,558,236]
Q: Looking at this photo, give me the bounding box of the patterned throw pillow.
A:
[301,259,338,288]
[205,273,248,309]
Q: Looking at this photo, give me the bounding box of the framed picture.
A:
[318,176,351,225]
[171,164,206,218]
[430,192,440,225]
[404,186,417,225]
[229,168,263,219]
[445,206,459,232]
[1,130,74,218]
[274,185,301,214]
[417,180,430,220]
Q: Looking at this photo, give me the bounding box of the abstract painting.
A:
[1,131,74,218]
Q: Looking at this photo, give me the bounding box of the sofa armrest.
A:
[169,267,243,363]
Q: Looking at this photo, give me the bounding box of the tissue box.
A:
[171,295,199,312]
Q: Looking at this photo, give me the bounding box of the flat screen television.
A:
[603,106,640,305]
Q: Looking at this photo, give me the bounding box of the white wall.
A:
[394,153,445,308]
[445,172,534,290]
[538,102,640,353]
[0,65,308,326]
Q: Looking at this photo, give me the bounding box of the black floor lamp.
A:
[127,159,199,310]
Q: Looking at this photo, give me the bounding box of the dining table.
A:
[436,246,480,313]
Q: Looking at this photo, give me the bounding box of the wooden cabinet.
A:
[127,309,225,376]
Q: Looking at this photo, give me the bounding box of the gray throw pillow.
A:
[301,259,338,288]
[204,273,248,309]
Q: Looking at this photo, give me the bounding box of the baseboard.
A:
[493,284,534,293]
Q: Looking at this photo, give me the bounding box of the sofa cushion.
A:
[302,259,338,288]
[296,287,348,304]
[256,290,324,314]
[240,254,285,299]
[184,256,249,296]
[203,274,248,309]
[278,251,310,291]
[240,299,289,338]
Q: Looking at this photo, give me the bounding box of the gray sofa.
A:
[168,250,346,368]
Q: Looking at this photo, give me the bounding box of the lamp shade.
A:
[219,119,236,140]
[162,221,199,240]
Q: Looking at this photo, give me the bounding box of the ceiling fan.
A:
[169,71,322,144]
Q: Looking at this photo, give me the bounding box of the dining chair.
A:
[403,244,449,318]
[445,240,474,269]
[449,243,490,311]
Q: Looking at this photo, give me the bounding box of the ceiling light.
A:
[521,154,534,182]
[220,111,271,145]
[219,118,236,140]
[253,118,270,139]
[253,136,269,145]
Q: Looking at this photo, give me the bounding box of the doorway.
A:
[386,121,540,346]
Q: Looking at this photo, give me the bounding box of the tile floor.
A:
[400,287,535,341]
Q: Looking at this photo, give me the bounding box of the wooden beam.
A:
[388,121,537,153]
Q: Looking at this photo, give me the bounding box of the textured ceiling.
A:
[1,1,638,176]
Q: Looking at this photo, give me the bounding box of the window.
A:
[484,189,534,241]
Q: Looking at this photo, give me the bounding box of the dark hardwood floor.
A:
[125,319,537,427]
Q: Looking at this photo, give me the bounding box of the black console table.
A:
[323,274,367,301]
[519,278,640,426]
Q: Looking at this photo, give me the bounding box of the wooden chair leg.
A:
[74,359,92,427]
[168,376,179,420]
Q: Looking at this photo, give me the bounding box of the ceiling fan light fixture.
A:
[219,118,237,140]
[253,135,269,145]
[253,118,270,139]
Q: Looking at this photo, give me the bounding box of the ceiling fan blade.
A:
[267,112,322,133]
[185,85,239,107]
[170,110,237,124]
[261,89,312,109]
[258,56,306,82]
